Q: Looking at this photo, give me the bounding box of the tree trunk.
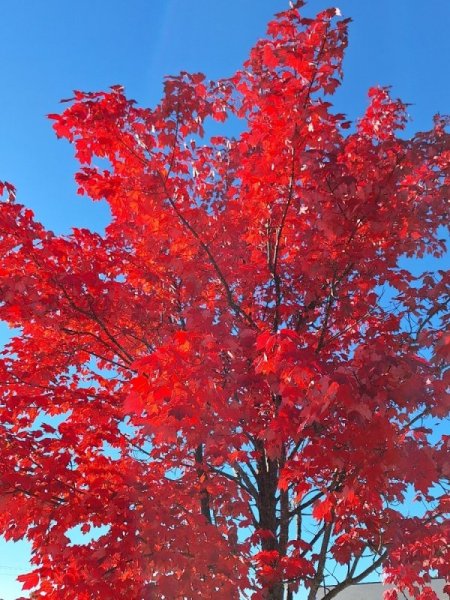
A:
[257,443,285,600]
[195,443,212,523]
[265,583,285,600]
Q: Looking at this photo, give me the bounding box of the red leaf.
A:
[312,497,334,522]
[17,572,39,591]
[123,391,144,414]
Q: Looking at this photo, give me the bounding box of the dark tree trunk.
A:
[195,443,212,523]
[257,441,285,600]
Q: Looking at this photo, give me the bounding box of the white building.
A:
[317,579,446,599]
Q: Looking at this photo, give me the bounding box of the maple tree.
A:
[0,2,449,599]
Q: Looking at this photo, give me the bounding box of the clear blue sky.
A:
[0,1,449,598]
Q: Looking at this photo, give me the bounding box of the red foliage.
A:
[0,3,448,599]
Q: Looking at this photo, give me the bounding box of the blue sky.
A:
[1,0,449,237]
[0,1,449,598]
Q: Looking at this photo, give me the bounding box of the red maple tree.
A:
[0,3,449,599]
